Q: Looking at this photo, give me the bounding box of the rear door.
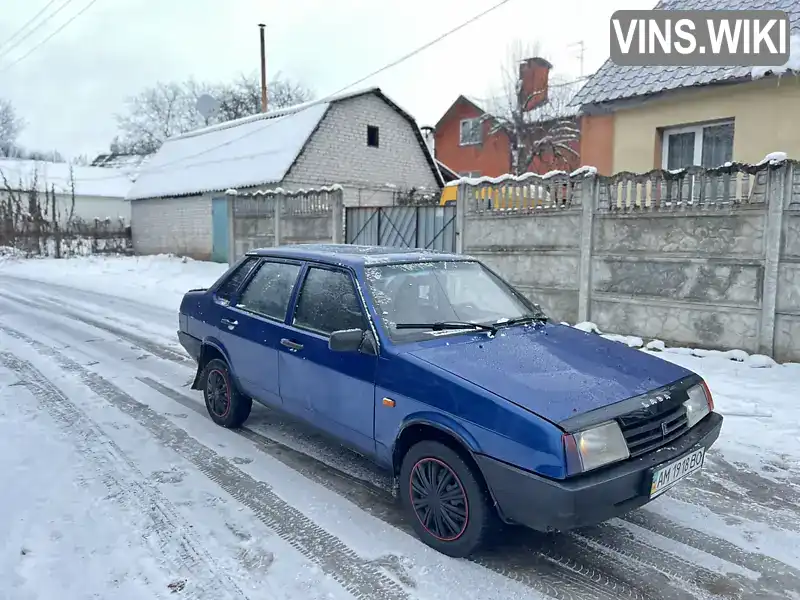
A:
[221,258,303,407]
[278,264,378,456]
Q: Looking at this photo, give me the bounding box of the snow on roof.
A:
[0,158,132,198]
[571,0,800,108]
[127,86,442,200]
[752,34,800,79]
[126,87,411,201]
[126,101,329,200]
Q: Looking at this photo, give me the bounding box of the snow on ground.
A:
[0,253,227,311]
[0,370,172,599]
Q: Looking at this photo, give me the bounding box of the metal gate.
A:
[345,205,456,252]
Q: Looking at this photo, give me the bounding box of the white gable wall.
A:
[131,195,212,260]
[284,93,440,206]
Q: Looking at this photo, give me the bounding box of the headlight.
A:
[564,421,630,474]
[684,383,712,429]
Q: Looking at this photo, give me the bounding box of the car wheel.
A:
[201,358,252,428]
[399,440,493,558]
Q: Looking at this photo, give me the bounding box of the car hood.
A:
[407,323,692,425]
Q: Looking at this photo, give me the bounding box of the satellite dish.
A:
[196,94,220,119]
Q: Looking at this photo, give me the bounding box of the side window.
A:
[215,257,259,305]
[237,261,301,321]
[293,268,365,335]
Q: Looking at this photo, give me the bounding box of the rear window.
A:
[214,257,259,304]
[237,261,302,321]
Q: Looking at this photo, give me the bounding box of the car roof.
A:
[246,244,468,268]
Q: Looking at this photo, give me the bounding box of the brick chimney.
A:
[518,57,553,112]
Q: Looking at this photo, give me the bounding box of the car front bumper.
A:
[476,412,723,532]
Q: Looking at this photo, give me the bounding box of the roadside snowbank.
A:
[0,254,227,311]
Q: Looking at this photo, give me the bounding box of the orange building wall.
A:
[435,99,582,177]
[434,101,511,177]
[578,114,614,175]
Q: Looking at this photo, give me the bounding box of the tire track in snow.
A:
[571,524,750,599]
[0,289,190,364]
[623,510,800,598]
[0,324,410,600]
[0,351,250,600]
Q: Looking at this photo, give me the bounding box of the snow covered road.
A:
[1,259,800,600]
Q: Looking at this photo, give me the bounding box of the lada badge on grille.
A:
[640,391,671,409]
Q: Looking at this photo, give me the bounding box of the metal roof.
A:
[571,0,800,109]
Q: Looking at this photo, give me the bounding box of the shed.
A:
[126,87,444,262]
[0,158,132,226]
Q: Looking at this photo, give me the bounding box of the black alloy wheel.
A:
[409,457,469,541]
[206,368,230,418]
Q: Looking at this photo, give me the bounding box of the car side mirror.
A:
[329,328,366,353]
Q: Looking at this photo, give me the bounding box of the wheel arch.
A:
[392,414,502,520]
[191,338,234,390]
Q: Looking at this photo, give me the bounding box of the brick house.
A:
[433,57,581,178]
[126,87,444,262]
[573,0,799,175]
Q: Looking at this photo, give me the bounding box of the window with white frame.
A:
[662,121,734,170]
[459,118,482,145]
[458,170,481,178]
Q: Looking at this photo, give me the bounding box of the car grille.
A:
[617,401,690,458]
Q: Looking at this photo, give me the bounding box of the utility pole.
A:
[259,23,267,112]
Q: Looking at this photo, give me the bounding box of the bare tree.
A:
[25,149,66,162]
[112,72,315,155]
[483,43,581,175]
[0,98,25,158]
[112,79,213,154]
[214,71,314,121]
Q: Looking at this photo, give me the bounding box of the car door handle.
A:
[221,318,238,328]
[280,338,303,351]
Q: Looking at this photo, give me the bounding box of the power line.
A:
[49,0,518,183]
[0,0,60,56]
[0,0,100,73]
[327,0,515,97]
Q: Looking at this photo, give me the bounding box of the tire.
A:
[399,440,494,558]
[201,358,252,428]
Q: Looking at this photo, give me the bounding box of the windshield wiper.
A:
[395,321,498,335]
[494,314,548,328]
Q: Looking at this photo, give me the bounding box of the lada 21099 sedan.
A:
[178,244,723,557]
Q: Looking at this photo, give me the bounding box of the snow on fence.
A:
[451,157,800,362]
[226,185,344,261]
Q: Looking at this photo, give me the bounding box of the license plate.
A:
[650,447,705,498]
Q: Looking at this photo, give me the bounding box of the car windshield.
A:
[364,260,546,343]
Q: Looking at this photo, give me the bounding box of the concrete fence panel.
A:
[454,160,800,362]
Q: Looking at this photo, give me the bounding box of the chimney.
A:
[518,57,552,112]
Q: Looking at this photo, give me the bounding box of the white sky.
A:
[1,0,654,160]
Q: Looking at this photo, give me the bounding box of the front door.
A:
[220,258,303,407]
[278,264,378,456]
[211,196,229,263]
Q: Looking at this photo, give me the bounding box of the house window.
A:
[458,171,481,178]
[662,121,734,170]
[367,125,380,148]
[459,118,482,146]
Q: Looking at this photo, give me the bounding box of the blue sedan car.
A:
[178,244,723,557]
